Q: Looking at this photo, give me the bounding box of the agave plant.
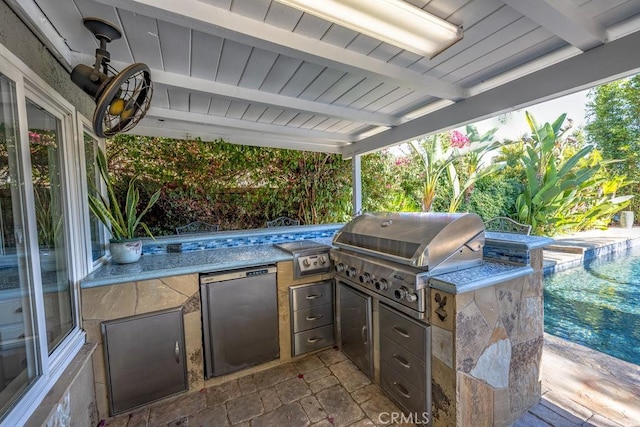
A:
[88,149,160,241]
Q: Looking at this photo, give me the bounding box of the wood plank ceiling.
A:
[16,0,640,155]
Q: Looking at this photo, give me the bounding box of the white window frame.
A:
[77,113,109,271]
[0,42,85,427]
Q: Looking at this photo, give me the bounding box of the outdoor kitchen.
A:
[78,213,551,426]
[3,0,640,425]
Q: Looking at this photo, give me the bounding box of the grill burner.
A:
[331,212,485,317]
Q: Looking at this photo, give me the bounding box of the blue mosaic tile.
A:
[483,245,530,265]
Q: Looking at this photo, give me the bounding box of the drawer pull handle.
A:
[174,341,180,364]
[18,333,25,339]
[392,354,410,369]
[305,294,322,300]
[306,314,323,321]
[393,381,411,399]
[15,307,23,313]
[392,326,410,338]
[361,325,368,345]
[307,336,324,343]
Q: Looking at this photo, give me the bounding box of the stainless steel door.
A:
[201,266,279,378]
[102,307,187,415]
[337,280,372,377]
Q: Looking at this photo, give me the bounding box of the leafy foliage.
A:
[514,112,632,235]
[585,75,640,221]
[88,149,160,240]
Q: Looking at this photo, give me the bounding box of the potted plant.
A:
[88,149,160,263]
[34,188,63,271]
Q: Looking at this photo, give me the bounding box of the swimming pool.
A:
[544,245,640,366]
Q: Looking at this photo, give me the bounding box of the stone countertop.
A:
[429,261,534,294]
[486,232,553,250]
[82,244,294,288]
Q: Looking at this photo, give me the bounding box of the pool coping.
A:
[542,227,640,276]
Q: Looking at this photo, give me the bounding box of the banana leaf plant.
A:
[515,111,633,235]
[88,149,160,241]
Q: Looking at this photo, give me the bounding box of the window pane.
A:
[26,99,73,353]
[0,74,40,416]
[84,132,105,262]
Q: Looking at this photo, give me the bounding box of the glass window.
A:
[0,74,41,416]
[84,131,106,262]
[26,99,73,353]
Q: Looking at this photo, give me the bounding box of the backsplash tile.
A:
[141,229,340,255]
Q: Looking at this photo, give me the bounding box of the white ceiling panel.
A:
[117,10,163,69]
[259,55,303,93]
[15,0,640,154]
[157,21,190,75]
[216,40,253,85]
[190,30,223,80]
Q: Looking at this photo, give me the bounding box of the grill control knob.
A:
[395,287,408,300]
[374,279,388,291]
[319,255,327,265]
[405,293,418,303]
[346,267,358,278]
[359,273,372,284]
[302,258,311,267]
[336,263,345,272]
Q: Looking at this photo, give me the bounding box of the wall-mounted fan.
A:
[71,17,153,138]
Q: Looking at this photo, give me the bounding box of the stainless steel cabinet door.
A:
[337,281,372,377]
[102,307,187,415]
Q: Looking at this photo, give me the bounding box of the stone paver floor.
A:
[102,347,412,427]
[102,334,640,427]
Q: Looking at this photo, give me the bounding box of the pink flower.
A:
[450,130,470,148]
[29,131,41,142]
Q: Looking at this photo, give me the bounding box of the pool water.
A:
[544,245,640,366]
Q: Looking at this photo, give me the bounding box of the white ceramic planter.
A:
[109,239,143,264]
[620,211,635,229]
[39,248,59,272]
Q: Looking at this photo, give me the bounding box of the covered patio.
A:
[2,0,640,425]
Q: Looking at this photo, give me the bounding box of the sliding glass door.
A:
[0,73,40,416]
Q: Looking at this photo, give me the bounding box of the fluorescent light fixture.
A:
[275,0,463,58]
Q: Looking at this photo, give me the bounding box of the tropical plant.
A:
[34,187,62,247]
[515,112,633,235]
[445,127,505,212]
[88,149,160,240]
[408,134,460,211]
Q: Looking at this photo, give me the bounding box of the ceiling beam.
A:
[70,53,398,127]
[344,28,640,157]
[133,122,345,153]
[92,0,467,101]
[146,107,352,143]
[502,0,607,51]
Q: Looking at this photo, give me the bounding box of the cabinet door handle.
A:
[174,341,180,364]
[392,326,410,338]
[392,354,410,369]
[306,314,323,321]
[361,325,368,345]
[307,336,324,343]
[305,294,322,300]
[393,381,411,399]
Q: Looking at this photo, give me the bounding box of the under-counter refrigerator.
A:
[200,265,279,378]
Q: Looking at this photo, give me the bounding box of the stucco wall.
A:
[0,0,94,118]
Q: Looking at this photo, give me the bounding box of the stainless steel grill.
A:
[331,212,485,317]
[332,212,486,418]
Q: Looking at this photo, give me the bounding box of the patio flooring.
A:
[101,227,640,427]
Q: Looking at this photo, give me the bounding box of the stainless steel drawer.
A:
[381,360,427,416]
[379,303,427,358]
[291,281,333,310]
[292,324,335,356]
[380,334,426,391]
[293,304,333,333]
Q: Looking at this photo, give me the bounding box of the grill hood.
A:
[332,212,485,272]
